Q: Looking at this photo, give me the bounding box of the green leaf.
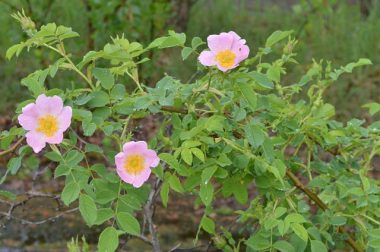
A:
[98,227,119,252]
[168,175,184,193]
[330,216,347,226]
[93,68,115,90]
[181,140,201,148]
[274,207,287,218]
[61,182,80,206]
[117,212,141,236]
[310,240,327,252]
[6,43,24,60]
[95,208,114,225]
[368,239,380,249]
[79,194,97,226]
[159,31,186,48]
[265,30,293,47]
[206,116,225,132]
[44,151,62,162]
[159,153,188,176]
[110,84,126,100]
[73,109,92,121]
[181,148,193,165]
[181,47,193,60]
[65,150,84,165]
[363,102,380,116]
[199,182,213,206]
[82,121,97,136]
[291,223,308,242]
[233,182,248,204]
[21,73,45,97]
[238,82,257,111]
[201,216,215,234]
[201,166,217,183]
[267,65,281,82]
[246,232,271,250]
[285,213,306,224]
[273,240,295,252]
[250,72,274,89]
[262,138,274,161]
[7,157,22,175]
[191,37,204,49]
[160,181,170,207]
[245,124,265,148]
[87,91,109,108]
[191,148,205,162]
[0,190,17,201]
[54,164,71,178]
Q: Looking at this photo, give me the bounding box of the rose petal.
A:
[18,103,39,130]
[46,131,64,144]
[198,50,216,66]
[36,95,64,115]
[232,43,250,63]
[132,168,151,188]
[58,106,72,131]
[116,168,135,185]
[123,141,148,154]
[207,33,234,52]
[26,131,46,153]
[143,149,160,168]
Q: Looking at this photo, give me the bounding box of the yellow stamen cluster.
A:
[124,155,145,175]
[36,115,58,137]
[215,50,236,68]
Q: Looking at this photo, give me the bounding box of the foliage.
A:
[1,10,380,252]
[1,1,380,119]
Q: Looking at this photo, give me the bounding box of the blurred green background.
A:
[1,0,380,120]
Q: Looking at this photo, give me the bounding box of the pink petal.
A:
[18,104,38,130]
[228,31,241,40]
[216,64,235,72]
[36,94,64,115]
[207,33,234,52]
[132,168,151,188]
[232,43,250,63]
[123,141,148,154]
[143,149,160,168]
[58,106,72,131]
[198,51,216,66]
[116,168,135,185]
[115,152,125,169]
[26,131,46,153]
[46,131,64,144]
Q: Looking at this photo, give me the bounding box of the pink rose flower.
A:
[198,31,250,72]
[115,141,160,188]
[18,94,72,153]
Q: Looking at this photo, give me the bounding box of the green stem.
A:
[43,43,95,89]
[126,71,144,93]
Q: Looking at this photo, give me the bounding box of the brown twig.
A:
[0,137,25,157]
[161,106,187,114]
[0,191,76,226]
[143,178,162,252]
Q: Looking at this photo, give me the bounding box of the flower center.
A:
[36,115,59,137]
[215,50,236,68]
[124,155,145,175]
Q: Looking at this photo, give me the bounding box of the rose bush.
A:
[1,11,380,252]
